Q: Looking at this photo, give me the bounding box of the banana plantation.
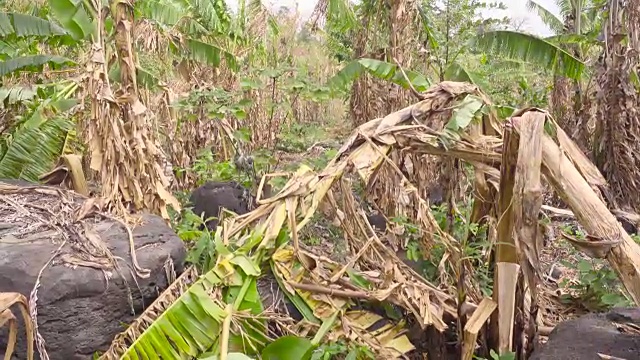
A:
[1,0,640,359]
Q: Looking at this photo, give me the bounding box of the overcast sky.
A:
[225,0,561,36]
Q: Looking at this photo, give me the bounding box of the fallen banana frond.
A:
[102,82,640,359]
[0,292,34,360]
[272,246,416,358]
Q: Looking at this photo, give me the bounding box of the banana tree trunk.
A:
[594,0,640,212]
[549,75,572,133]
[84,0,179,217]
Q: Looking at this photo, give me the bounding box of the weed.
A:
[311,341,375,360]
[304,148,339,172]
[170,207,217,272]
[390,201,493,295]
[559,258,633,311]
[305,236,322,246]
[556,223,633,311]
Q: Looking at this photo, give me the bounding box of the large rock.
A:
[0,213,186,360]
[531,308,640,360]
[188,181,253,230]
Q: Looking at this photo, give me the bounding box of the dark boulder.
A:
[428,185,444,206]
[188,181,253,230]
[531,308,640,360]
[187,181,302,324]
[0,214,186,360]
[366,212,387,232]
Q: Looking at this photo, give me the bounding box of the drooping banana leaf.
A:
[137,0,185,27]
[327,58,431,94]
[0,55,76,77]
[545,33,601,47]
[0,115,74,182]
[48,0,95,40]
[182,38,239,71]
[416,4,441,50]
[0,86,39,104]
[0,12,67,37]
[190,0,230,33]
[445,94,485,132]
[444,61,490,91]
[326,0,357,32]
[473,30,586,80]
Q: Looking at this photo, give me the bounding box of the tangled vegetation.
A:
[2,0,640,359]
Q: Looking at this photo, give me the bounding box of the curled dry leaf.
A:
[0,292,34,360]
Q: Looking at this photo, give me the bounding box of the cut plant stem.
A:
[512,112,545,358]
[494,262,520,354]
[490,114,519,354]
[461,297,497,360]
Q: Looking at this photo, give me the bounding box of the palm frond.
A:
[554,0,575,19]
[473,30,585,80]
[527,0,564,34]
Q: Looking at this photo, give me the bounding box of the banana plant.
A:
[0,11,76,77]
[0,81,79,182]
[473,30,586,80]
[103,162,416,359]
[103,220,324,359]
[134,0,239,70]
[474,0,603,81]
[109,223,274,359]
[326,58,432,95]
[0,10,81,182]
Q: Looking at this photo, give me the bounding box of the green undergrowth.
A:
[556,223,634,311]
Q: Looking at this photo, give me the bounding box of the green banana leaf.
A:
[473,30,586,80]
[327,58,431,94]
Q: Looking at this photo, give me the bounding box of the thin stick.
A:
[287,282,373,300]
[220,304,233,360]
[393,56,426,100]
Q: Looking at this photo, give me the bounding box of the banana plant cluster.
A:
[0,0,245,183]
[0,10,79,181]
